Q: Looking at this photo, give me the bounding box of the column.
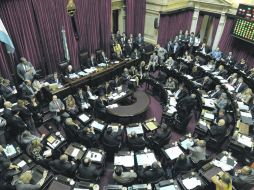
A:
[190,8,200,34]
[212,13,227,50]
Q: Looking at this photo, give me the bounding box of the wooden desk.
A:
[107,91,150,124]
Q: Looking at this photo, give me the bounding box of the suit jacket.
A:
[131,51,141,60]
[166,43,174,55]
[9,115,27,136]
[224,55,235,65]
[77,162,102,180]
[0,85,16,100]
[140,166,165,183]
[17,62,36,81]
[235,63,247,72]
[87,57,98,68]
[209,124,226,141]
[75,93,89,107]
[174,158,192,175]
[113,171,137,184]
[3,108,13,122]
[233,172,254,190]
[151,128,171,142]
[17,106,33,121]
[235,82,247,93]
[135,36,144,47]
[209,89,223,99]
[188,146,206,163]
[98,54,109,63]
[95,98,107,113]
[49,160,76,175]
[177,96,196,111]
[103,129,122,146]
[49,99,65,113]
[128,136,146,149]
[21,84,35,99]
[125,44,133,57]
[218,69,228,79]
[47,75,62,84]
[174,89,188,100]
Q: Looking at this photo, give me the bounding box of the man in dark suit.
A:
[197,43,208,55]
[21,80,35,100]
[83,54,98,69]
[47,72,62,84]
[140,161,165,183]
[173,42,181,58]
[49,154,77,176]
[102,126,123,147]
[233,166,254,190]
[75,88,90,111]
[176,94,197,114]
[166,40,174,56]
[0,79,18,103]
[235,58,248,73]
[16,57,36,81]
[9,109,27,138]
[98,51,109,63]
[208,119,227,142]
[135,33,144,48]
[127,132,146,150]
[95,95,108,114]
[3,101,13,122]
[208,85,223,99]
[125,39,134,57]
[78,127,99,147]
[149,124,171,144]
[174,84,188,100]
[222,51,235,66]
[113,166,137,185]
[173,154,192,176]
[196,76,213,91]
[131,48,141,60]
[235,77,247,93]
[77,158,103,180]
[217,65,228,79]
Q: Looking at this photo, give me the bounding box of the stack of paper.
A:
[169,97,177,107]
[91,121,105,131]
[106,104,118,109]
[165,146,183,160]
[181,138,194,150]
[204,112,215,120]
[77,71,88,76]
[182,177,201,190]
[79,114,90,123]
[114,155,134,167]
[237,135,253,148]
[136,152,157,166]
[237,101,249,111]
[126,125,144,135]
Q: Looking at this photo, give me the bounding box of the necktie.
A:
[54,100,61,110]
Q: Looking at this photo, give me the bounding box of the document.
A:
[79,114,90,123]
[165,146,183,160]
[237,134,253,148]
[145,121,158,131]
[203,98,215,108]
[126,125,144,135]
[17,160,27,168]
[77,71,88,76]
[86,150,102,162]
[106,104,118,109]
[136,152,157,166]
[160,185,176,190]
[169,97,177,107]
[184,75,193,80]
[182,177,201,190]
[167,106,177,115]
[3,144,16,157]
[114,155,134,167]
[180,138,194,150]
[71,148,80,158]
[204,112,215,120]
[90,121,105,131]
[224,84,235,91]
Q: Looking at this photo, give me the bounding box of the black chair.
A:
[58,61,69,75]
[79,49,89,69]
[75,172,100,183]
[173,113,193,132]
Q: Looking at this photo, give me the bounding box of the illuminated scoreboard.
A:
[232,18,254,43]
[237,4,254,21]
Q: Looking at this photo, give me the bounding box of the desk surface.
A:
[107,91,150,117]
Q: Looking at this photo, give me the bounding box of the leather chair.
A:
[79,49,89,69]
[58,61,69,75]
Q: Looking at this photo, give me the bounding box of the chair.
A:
[173,113,193,132]
[58,61,69,75]
[95,49,102,60]
[75,172,100,183]
[62,124,79,143]
[102,139,121,160]
[79,49,89,69]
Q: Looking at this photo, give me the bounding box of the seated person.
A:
[165,77,176,92]
[21,80,36,100]
[207,119,227,142]
[196,76,213,91]
[77,158,103,180]
[227,73,238,86]
[222,51,235,65]
[149,123,171,144]
[86,53,98,68]
[216,65,228,79]
[235,77,247,94]
[140,161,165,183]
[3,101,13,122]
[215,109,230,126]
[208,85,223,99]
[129,66,139,86]
[208,47,222,61]
[188,140,206,163]
[207,59,216,72]
[174,84,188,100]
[131,48,141,60]
[215,93,228,111]
[110,76,122,91]
[75,88,91,111]
[235,58,248,73]
[49,154,77,176]
[19,130,42,146]
[95,95,108,114]
[173,154,192,176]
[165,56,176,69]
[135,33,144,48]
[49,95,70,124]
[65,65,75,78]
[0,79,18,103]
[233,166,254,190]
[211,171,232,190]
[248,68,254,80]
[78,127,100,147]
[0,117,7,145]
[85,85,97,100]
[197,43,208,55]
[26,139,51,166]
[64,118,80,139]
[125,39,134,57]
[98,50,109,63]
[47,72,62,84]
[65,95,79,116]
[127,131,146,150]
[102,126,124,147]
[113,41,123,58]
[148,52,158,72]
[176,94,197,115]
[15,170,48,190]
[17,57,36,81]
[238,88,253,104]
[113,166,137,185]
[122,68,131,87]
[191,66,202,79]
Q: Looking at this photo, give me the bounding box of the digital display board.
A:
[237,4,254,21]
[232,18,254,44]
